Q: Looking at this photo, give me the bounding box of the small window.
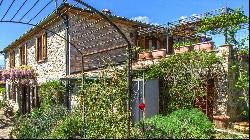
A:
[19,45,27,65]
[36,32,47,62]
[9,50,15,68]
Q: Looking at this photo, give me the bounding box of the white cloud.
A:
[151,23,160,26]
[191,14,201,19]
[131,16,150,24]
[179,16,187,20]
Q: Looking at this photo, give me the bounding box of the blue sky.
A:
[0,0,249,65]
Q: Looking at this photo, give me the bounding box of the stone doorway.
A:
[195,79,215,120]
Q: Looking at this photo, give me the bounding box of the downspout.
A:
[65,14,70,109]
[64,14,69,77]
[59,12,70,109]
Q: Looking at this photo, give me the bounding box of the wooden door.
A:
[21,85,31,114]
[195,79,214,120]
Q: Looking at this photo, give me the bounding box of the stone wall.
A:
[215,44,249,121]
[5,19,67,84]
[68,13,135,73]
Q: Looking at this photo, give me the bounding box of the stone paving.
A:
[0,109,14,139]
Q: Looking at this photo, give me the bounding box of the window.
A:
[19,45,27,65]
[36,32,47,62]
[9,50,15,68]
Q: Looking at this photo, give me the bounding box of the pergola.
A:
[137,6,249,50]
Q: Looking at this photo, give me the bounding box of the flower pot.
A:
[194,44,201,51]
[152,49,166,58]
[144,51,153,60]
[138,53,145,60]
[194,42,214,52]
[174,48,180,54]
[200,42,214,52]
[179,46,191,53]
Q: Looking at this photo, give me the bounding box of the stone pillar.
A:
[217,44,244,121]
[214,44,232,115]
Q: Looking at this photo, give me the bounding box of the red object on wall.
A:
[139,103,145,111]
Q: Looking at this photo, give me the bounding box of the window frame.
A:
[9,50,15,68]
[36,32,47,63]
[19,44,27,66]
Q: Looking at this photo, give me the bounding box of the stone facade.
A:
[5,20,67,84]
[3,10,138,112]
[213,45,249,121]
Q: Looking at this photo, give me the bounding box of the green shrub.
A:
[0,99,6,109]
[39,80,66,109]
[49,110,85,139]
[142,51,224,113]
[12,105,68,139]
[135,108,214,139]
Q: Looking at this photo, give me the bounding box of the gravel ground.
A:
[0,109,14,139]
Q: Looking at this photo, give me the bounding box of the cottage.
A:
[1,3,168,114]
[0,3,248,129]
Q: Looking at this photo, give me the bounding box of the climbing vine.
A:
[135,51,225,113]
[197,7,249,119]
[197,9,248,36]
[77,67,129,139]
[229,35,249,120]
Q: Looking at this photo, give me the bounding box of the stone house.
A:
[1,3,248,127]
[1,3,167,113]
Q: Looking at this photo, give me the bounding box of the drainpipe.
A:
[65,14,70,109]
[59,12,70,109]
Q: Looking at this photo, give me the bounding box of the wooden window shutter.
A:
[35,38,38,62]
[13,51,15,67]
[24,44,27,65]
[19,47,22,66]
[9,52,11,68]
[42,32,47,61]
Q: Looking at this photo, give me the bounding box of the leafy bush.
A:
[141,51,224,113]
[39,80,66,109]
[12,105,68,139]
[77,68,128,139]
[0,99,6,109]
[134,108,214,139]
[49,110,85,139]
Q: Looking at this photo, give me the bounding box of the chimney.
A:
[102,9,112,15]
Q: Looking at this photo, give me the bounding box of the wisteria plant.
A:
[0,65,38,85]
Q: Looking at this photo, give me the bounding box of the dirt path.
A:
[0,109,14,139]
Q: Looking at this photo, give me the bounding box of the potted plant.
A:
[137,47,153,60]
[194,41,214,52]
[135,47,146,60]
[238,49,249,61]
[200,41,214,51]
[179,41,193,53]
[173,42,181,54]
